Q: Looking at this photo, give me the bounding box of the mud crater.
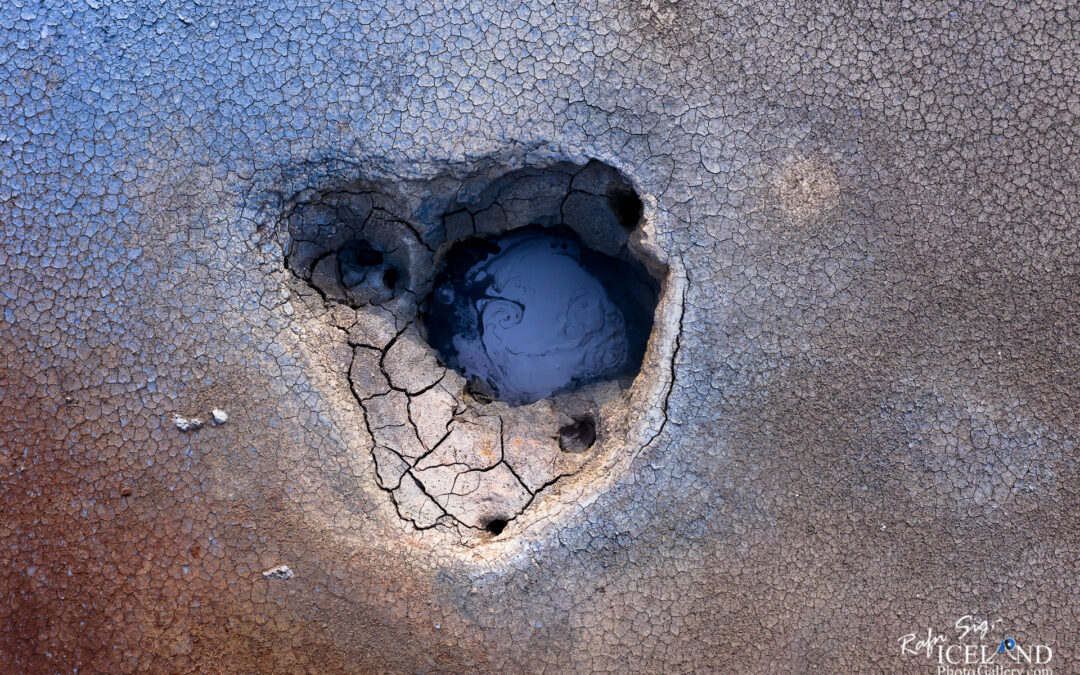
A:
[282,160,672,538]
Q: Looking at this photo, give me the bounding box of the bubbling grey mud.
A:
[425,226,658,405]
[280,159,673,536]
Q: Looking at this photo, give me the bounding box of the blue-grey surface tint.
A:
[426,226,658,405]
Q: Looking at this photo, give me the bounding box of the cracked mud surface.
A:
[3,1,1080,672]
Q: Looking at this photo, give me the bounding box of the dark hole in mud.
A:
[337,239,399,303]
[609,188,644,230]
[484,518,508,535]
[340,240,384,270]
[558,415,597,453]
[425,225,659,406]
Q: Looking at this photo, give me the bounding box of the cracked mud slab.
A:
[3,1,1080,673]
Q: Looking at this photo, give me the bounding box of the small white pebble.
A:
[211,409,229,425]
[262,565,294,580]
[173,414,203,432]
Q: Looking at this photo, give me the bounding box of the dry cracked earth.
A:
[2,0,1079,673]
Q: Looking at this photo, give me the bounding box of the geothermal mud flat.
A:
[2,1,1079,672]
